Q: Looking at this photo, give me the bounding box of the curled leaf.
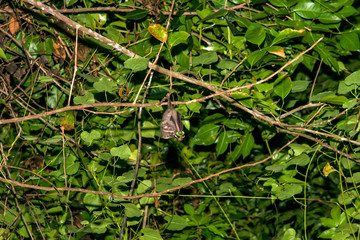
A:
[323,162,337,177]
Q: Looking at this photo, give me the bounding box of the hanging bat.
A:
[160,94,185,141]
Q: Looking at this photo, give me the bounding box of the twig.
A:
[306,99,360,127]
[67,25,79,106]
[220,57,247,87]
[61,127,68,189]
[309,58,323,103]
[287,126,360,147]
[279,103,325,119]
[280,128,360,162]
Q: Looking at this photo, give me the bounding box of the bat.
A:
[160,94,185,141]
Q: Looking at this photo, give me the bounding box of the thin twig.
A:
[220,57,247,87]
[61,127,68,189]
[309,58,323,103]
[279,103,325,119]
[280,128,360,162]
[67,25,79,106]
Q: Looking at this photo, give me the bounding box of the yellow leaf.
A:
[148,23,168,42]
[323,162,337,177]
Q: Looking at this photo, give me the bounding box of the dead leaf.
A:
[9,16,20,36]
[53,41,66,60]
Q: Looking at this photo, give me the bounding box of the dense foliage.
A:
[0,0,360,239]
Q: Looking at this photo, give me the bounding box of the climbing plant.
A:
[0,0,360,239]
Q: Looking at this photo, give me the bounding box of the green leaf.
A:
[90,219,112,234]
[187,94,202,113]
[74,92,95,105]
[338,5,357,18]
[168,31,190,48]
[318,228,336,238]
[217,182,236,195]
[310,91,334,102]
[47,206,63,214]
[256,83,273,92]
[288,153,310,166]
[192,51,218,65]
[39,76,54,83]
[175,50,190,68]
[137,180,152,194]
[239,133,255,158]
[282,228,300,240]
[193,124,220,145]
[65,154,80,175]
[344,70,360,85]
[93,78,117,92]
[172,177,192,186]
[346,172,360,184]
[47,86,63,109]
[294,1,321,19]
[121,203,141,218]
[200,8,228,22]
[226,143,241,161]
[125,9,149,20]
[318,13,341,24]
[320,95,348,105]
[269,0,298,7]
[124,58,148,72]
[110,144,131,159]
[276,184,302,200]
[184,204,195,215]
[19,226,30,238]
[338,190,357,205]
[80,130,101,145]
[141,228,163,240]
[313,42,339,72]
[217,59,239,70]
[340,33,360,51]
[266,164,286,172]
[342,98,357,109]
[208,225,227,237]
[141,121,155,138]
[83,193,101,207]
[165,215,188,231]
[78,73,98,82]
[320,217,337,228]
[44,135,62,143]
[216,131,228,156]
[245,23,266,45]
[247,49,266,67]
[274,77,292,98]
[0,47,7,60]
[222,118,250,130]
[292,80,310,93]
[272,28,305,46]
